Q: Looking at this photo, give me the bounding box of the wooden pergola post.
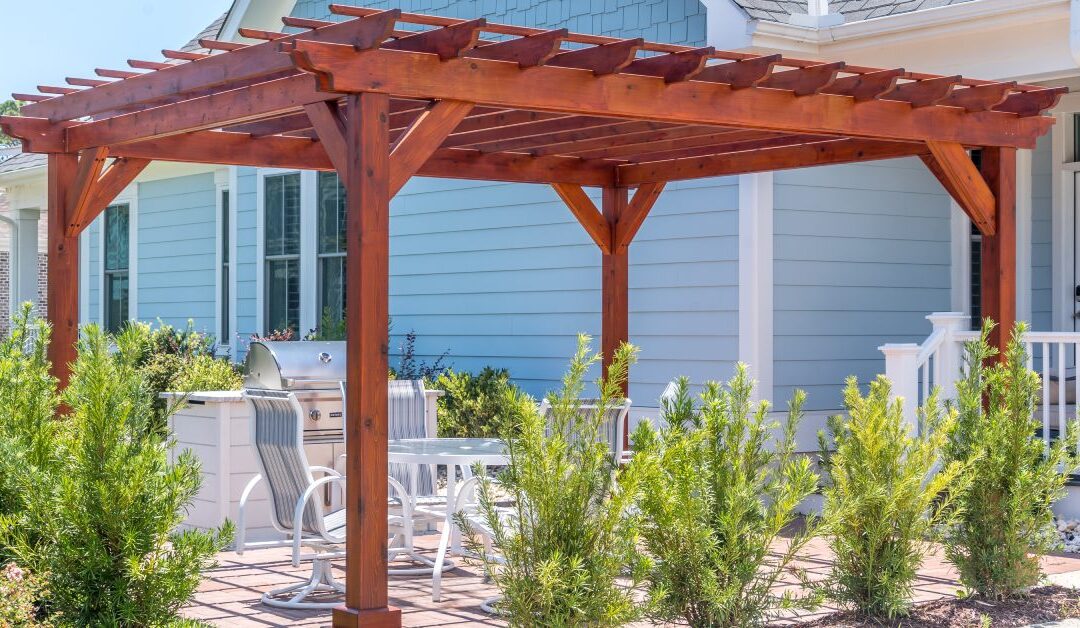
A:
[46,153,80,388]
[601,186,629,395]
[335,91,400,628]
[980,146,1017,355]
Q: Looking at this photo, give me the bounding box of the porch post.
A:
[335,92,401,628]
[601,186,629,400]
[979,147,1017,355]
[46,153,79,389]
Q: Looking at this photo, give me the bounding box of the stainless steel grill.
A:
[244,340,346,444]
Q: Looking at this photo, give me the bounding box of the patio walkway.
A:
[182,535,1080,627]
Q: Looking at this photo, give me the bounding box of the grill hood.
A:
[244,341,346,391]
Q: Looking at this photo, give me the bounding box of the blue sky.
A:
[1,0,233,100]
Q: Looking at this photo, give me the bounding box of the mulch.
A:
[778,586,1080,627]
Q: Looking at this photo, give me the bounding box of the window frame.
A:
[316,171,347,327]
[102,202,131,334]
[260,170,303,336]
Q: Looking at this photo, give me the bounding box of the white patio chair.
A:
[236,389,412,609]
[537,396,632,465]
[435,475,510,610]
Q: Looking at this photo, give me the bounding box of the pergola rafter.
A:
[0,5,1063,626]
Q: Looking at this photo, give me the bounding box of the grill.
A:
[244,340,346,444]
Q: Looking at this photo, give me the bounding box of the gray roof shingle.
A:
[731,0,976,23]
[180,11,230,54]
[0,152,46,177]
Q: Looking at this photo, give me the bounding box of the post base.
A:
[332,605,402,628]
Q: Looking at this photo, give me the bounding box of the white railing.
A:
[882,312,1080,457]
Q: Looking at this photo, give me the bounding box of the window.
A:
[220,189,230,345]
[103,204,130,333]
[968,149,983,329]
[264,173,301,334]
[317,171,347,326]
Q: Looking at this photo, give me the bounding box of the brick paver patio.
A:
[182,535,1080,627]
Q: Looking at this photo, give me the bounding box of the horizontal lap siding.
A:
[388,177,738,404]
[137,174,217,332]
[773,158,952,411]
[86,221,100,325]
[1031,133,1052,331]
[235,168,258,349]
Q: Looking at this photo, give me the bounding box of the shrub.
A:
[392,329,450,382]
[173,354,244,392]
[2,324,233,626]
[131,321,220,433]
[944,320,1079,599]
[818,376,964,619]
[435,367,533,438]
[304,308,346,341]
[0,563,49,627]
[464,335,646,626]
[631,371,820,627]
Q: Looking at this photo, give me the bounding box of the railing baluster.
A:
[921,359,930,408]
[1043,343,1051,457]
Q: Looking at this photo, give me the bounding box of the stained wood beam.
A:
[941,82,1016,112]
[466,29,566,67]
[95,68,141,79]
[389,99,474,195]
[11,93,49,103]
[304,101,348,174]
[822,69,903,101]
[624,133,828,164]
[441,110,566,146]
[601,186,630,410]
[551,183,611,254]
[128,59,171,70]
[758,62,844,96]
[47,154,79,390]
[288,42,1051,148]
[979,146,1017,354]
[617,138,929,185]
[993,86,1068,117]
[547,38,643,76]
[888,75,961,108]
[923,140,996,235]
[68,157,151,237]
[384,19,484,60]
[623,47,713,83]
[695,55,779,88]
[163,49,210,61]
[448,115,613,150]
[66,77,110,88]
[66,147,109,234]
[237,27,287,41]
[568,128,775,160]
[614,182,665,250]
[38,85,78,95]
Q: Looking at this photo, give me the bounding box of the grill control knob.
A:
[318,352,332,364]
[309,408,321,422]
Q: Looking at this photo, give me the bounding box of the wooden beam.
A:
[924,140,996,235]
[552,127,763,159]
[66,147,109,234]
[695,55,779,88]
[888,76,961,108]
[979,146,1017,355]
[389,100,473,196]
[617,138,929,185]
[547,38,643,76]
[624,133,826,164]
[993,86,1067,117]
[47,154,79,390]
[601,186,630,420]
[80,158,150,233]
[622,47,713,83]
[335,91,402,628]
[466,29,566,67]
[940,82,1015,113]
[383,19,484,60]
[551,183,611,254]
[822,68,903,101]
[95,68,141,79]
[304,101,348,174]
[758,62,844,96]
[288,42,1052,148]
[614,182,665,250]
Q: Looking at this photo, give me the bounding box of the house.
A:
[0,0,1073,438]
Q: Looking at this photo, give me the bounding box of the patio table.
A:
[387,438,508,557]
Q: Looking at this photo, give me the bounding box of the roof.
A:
[732,0,977,24]
[0,152,45,176]
[180,11,230,54]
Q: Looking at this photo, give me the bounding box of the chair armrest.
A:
[292,474,347,566]
[236,474,263,555]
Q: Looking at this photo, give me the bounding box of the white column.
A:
[13,207,40,314]
[926,312,968,400]
[808,0,829,16]
[879,343,920,430]
[738,172,774,403]
[1016,148,1033,324]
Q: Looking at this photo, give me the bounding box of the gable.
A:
[731,0,977,24]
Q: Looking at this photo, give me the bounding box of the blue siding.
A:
[235,168,258,348]
[773,158,952,410]
[86,220,101,325]
[1031,133,1052,331]
[291,0,707,44]
[137,174,217,332]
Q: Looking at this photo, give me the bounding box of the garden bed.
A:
[781,585,1080,628]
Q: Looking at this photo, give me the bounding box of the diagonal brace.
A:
[922,140,996,236]
[389,100,473,196]
[66,150,150,237]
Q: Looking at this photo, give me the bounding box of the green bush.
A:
[435,367,533,438]
[173,354,244,393]
[464,335,646,627]
[0,563,49,627]
[1,324,232,626]
[944,320,1079,599]
[818,376,964,619]
[631,371,820,627]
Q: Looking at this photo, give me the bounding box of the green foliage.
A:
[0,100,22,147]
[173,354,243,393]
[435,367,533,438]
[1,324,233,626]
[392,329,450,382]
[818,376,964,619]
[944,320,1079,599]
[464,335,646,627]
[304,308,346,341]
[0,563,50,627]
[631,371,820,627]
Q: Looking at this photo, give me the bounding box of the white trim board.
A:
[737,172,774,402]
[97,185,138,326]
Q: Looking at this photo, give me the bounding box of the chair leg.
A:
[261,557,344,610]
[431,518,455,602]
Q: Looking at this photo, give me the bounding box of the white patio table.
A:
[387,437,508,555]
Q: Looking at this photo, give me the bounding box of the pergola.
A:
[0,4,1063,625]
